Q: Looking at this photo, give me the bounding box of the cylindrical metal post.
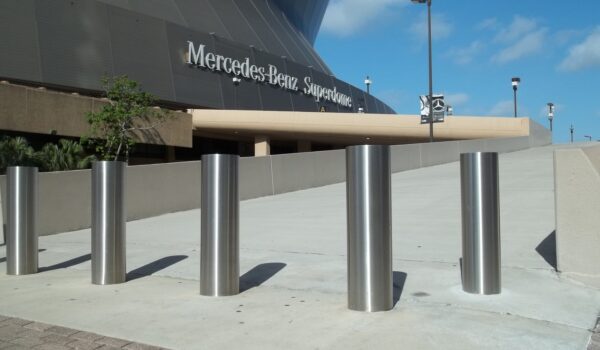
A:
[6,166,38,275]
[460,152,501,295]
[346,145,392,312]
[200,154,239,296]
[91,161,126,285]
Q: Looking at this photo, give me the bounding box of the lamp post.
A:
[412,0,434,142]
[570,124,574,143]
[512,77,520,118]
[584,135,592,142]
[547,102,554,132]
[365,76,372,95]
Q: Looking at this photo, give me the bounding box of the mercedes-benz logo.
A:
[432,98,445,112]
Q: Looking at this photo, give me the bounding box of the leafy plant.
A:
[0,136,38,174]
[36,139,96,172]
[83,76,170,162]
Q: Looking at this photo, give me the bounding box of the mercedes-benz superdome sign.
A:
[186,41,353,109]
[419,94,445,124]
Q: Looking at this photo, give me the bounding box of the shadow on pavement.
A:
[40,253,91,272]
[240,262,286,292]
[393,271,408,307]
[536,230,557,270]
[127,255,188,281]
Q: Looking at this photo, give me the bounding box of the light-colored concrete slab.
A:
[0,143,598,350]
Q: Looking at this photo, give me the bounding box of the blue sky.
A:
[315,0,600,143]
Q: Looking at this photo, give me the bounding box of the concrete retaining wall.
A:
[555,144,600,288]
[0,129,551,237]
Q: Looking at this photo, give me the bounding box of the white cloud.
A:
[321,0,404,37]
[444,93,470,107]
[494,16,538,43]
[445,41,483,65]
[555,29,584,46]
[558,27,600,72]
[410,13,453,41]
[477,18,499,31]
[488,100,515,116]
[491,28,547,63]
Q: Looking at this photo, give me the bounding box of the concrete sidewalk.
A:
[0,144,599,349]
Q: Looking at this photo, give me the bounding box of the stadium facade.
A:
[0,1,536,161]
[0,0,393,114]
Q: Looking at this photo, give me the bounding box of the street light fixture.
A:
[512,77,520,118]
[570,124,574,143]
[364,76,372,95]
[547,102,554,131]
[411,0,434,142]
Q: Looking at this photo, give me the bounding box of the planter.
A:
[91,160,126,285]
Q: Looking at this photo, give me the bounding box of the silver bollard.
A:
[346,145,393,312]
[91,161,126,285]
[200,154,239,296]
[460,152,501,295]
[6,166,38,275]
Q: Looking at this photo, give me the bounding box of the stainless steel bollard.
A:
[346,145,393,312]
[91,161,126,285]
[460,152,501,295]
[6,166,38,275]
[200,154,239,296]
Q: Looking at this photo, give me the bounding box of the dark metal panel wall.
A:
[233,0,289,59]
[286,60,318,111]
[257,0,314,70]
[310,69,339,113]
[174,0,233,40]
[127,0,187,27]
[207,0,265,51]
[271,0,329,44]
[35,0,113,90]
[252,50,293,111]
[0,0,396,114]
[0,0,42,82]
[166,24,224,108]
[107,6,175,100]
[213,36,263,110]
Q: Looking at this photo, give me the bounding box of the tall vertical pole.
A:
[346,145,393,312]
[6,166,38,275]
[427,0,434,142]
[570,125,574,143]
[200,154,240,296]
[513,88,517,118]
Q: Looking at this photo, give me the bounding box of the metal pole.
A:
[427,0,434,142]
[550,119,553,132]
[200,154,239,296]
[6,166,38,275]
[346,145,392,312]
[460,152,501,295]
[570,125,574,143]
[513,88,517,118]
[91,161,126,285]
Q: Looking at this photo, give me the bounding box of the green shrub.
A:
[36,139,96,172]
[0,136,38,174]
